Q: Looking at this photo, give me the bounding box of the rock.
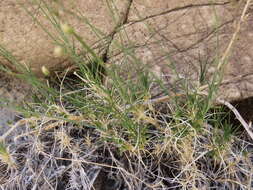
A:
[108,0,253,102]
[0,72,29,137]
[0,0,129,75]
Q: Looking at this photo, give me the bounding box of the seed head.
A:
[41,65,50,76]
[60,23,74,34]
[54,46,63,57]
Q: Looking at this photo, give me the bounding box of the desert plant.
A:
[0,0,252,189]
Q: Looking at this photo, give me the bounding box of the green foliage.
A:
[0,1,251,189]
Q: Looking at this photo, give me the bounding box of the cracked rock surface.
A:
[109,0,253,102]
[0,0,129,74]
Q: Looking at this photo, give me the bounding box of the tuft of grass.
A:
[0,141,15,170]
[0,0,252,189]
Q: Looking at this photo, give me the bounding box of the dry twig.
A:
[217,97,253,141]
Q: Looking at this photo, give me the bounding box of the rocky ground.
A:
[0,73,30,137]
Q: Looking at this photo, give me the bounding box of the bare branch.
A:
[217,98,253,141]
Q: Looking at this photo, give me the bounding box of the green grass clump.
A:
[0,1,252,189]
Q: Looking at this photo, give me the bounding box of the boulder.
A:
[108,0,253,102]
[0,0,129,74]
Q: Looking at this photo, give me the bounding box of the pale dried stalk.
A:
[40,150,154,189]
[217,0,252,70]
[217,98,253,141]
[200,0,252,92]
[0,118,29,141]
[148,0,252,105]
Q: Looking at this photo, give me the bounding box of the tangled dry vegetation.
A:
[0,0,253,189]
[0,71,253,190]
